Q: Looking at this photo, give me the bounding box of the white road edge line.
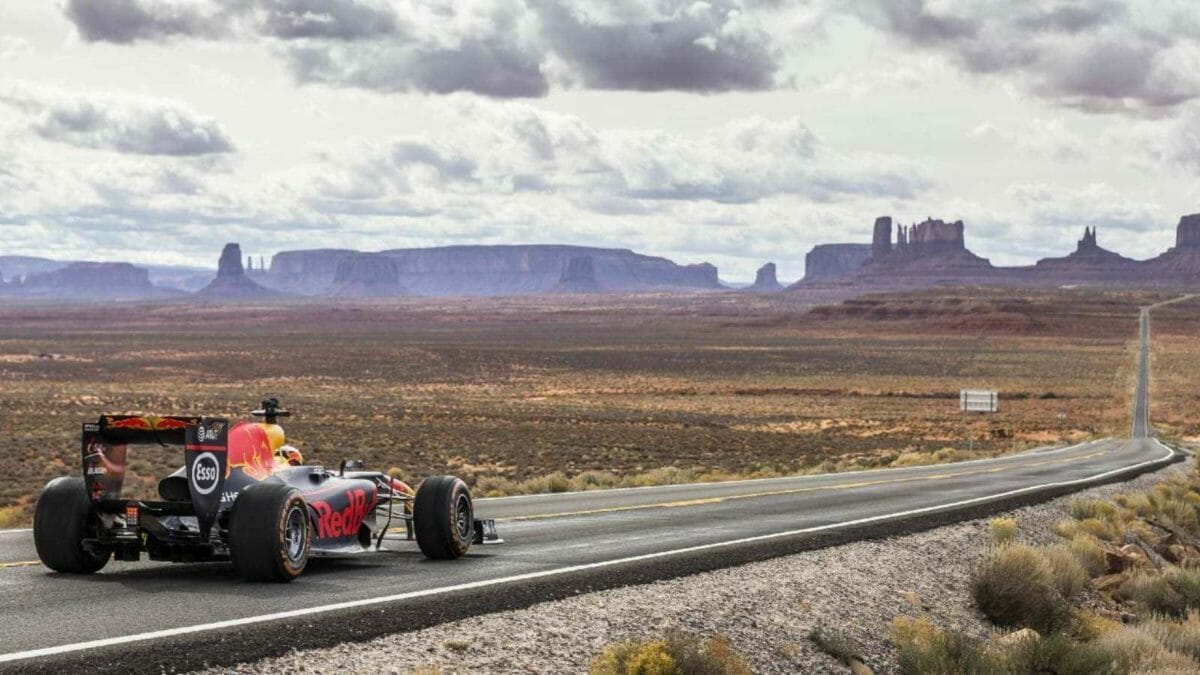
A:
[0,529,32,535]
[0,440,1175,665]
[477,438,1108,503]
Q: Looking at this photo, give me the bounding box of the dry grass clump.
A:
[0,504,28,529]
[1068,533,1108,577]
[990,517,1018,545]
[972,544,1078,634]
[1041,544,1091,599]
[890,616,1116,675]
[1118,568,1200,618]
[889,616,995,674]
[890,446,984,468]
[1136,611,1200,660]
[590,632,750,675]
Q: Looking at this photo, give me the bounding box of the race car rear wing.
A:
[82,414,229,540]
[82,415,200,503]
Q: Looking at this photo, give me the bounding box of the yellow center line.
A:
[0,561,40,569]
[497,449,1112,522]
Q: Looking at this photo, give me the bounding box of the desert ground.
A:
[0,288,1174,525]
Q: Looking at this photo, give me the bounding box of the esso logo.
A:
[191,452,220,495]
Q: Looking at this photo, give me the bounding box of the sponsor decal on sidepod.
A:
[312,489,373,539]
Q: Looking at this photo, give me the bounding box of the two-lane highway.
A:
[0,305,1183,673]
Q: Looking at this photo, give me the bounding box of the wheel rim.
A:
[454,493,472,541]
[284,505,307,564]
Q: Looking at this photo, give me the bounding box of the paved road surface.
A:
[0,304,1183,673]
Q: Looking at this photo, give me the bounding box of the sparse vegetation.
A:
[589,631,750,675]
[990,517,1018,545]
[808,625,865,669]
[972,544,1076,633]
[894,461,1200,674]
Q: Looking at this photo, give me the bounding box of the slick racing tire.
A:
[413,476,474,560]
[229,483,311,582]
[33,477,110,574]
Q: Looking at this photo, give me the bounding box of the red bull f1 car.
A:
[33,399,499,581]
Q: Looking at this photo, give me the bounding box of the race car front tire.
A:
[228,483,311,582]
[33,477,110,574]
[413,475,473,560]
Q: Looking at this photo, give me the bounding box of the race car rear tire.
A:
[33,477,110,574]
[228,483,310,582]
[413,475,473,560]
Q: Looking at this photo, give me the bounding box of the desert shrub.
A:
[573,470,621,490]
[1053,518,1082,539]
[471,475,518,497]
[990,517,1018,545]
[1042,544,1090,599]
[808,625,863,667]
[590,632,749,675]
[1004,632,1121,675]
[1071,498,1118,522]
[592,640,675,675]
[1093,624,1199,673]
[0,504,28,529]
[1077,517,1122,543]
[889,616,996,675]
[891,451,935,468]
[522,471,572,494]
[973,544,1074,633]
[1137,611,1200,660]
[1118,569,1200,618]
[1069,534,1108,577]
[1120,572,1182,616]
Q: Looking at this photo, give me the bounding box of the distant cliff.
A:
[802,245,871,283]
[13,262,176,300]
[260,245,721,296]
[1145,214,1200,277]
[330,253,406,297]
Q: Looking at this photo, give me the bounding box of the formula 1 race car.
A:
[33,398,499,581]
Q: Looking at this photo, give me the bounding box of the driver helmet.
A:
[278,445,304,466]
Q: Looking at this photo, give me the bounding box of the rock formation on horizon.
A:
[749,262,783,291]
[196,243,276,298]
[257,245,721,297]
[1146,213,1200,276]
[863,216,991,273]
[802,244,872,283]
[330,253,406,297]
[1035,226,1136,273]
[13,262,170,300]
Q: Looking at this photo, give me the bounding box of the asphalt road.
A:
[0,305,1183,673]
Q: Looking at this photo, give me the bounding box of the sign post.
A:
[960,389,999,453]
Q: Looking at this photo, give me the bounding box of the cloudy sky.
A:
[1,1,1199,281]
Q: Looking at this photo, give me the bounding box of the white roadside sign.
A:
[961,389,999,413]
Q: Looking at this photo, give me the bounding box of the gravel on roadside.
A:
[206,460,1193,675]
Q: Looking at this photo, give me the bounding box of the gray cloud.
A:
[61,0,781,97]
[284,38,550,98]
[848,0,1200,114]
[533,0,779,92]
[1,89,234,156]
[64,0,234,43]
